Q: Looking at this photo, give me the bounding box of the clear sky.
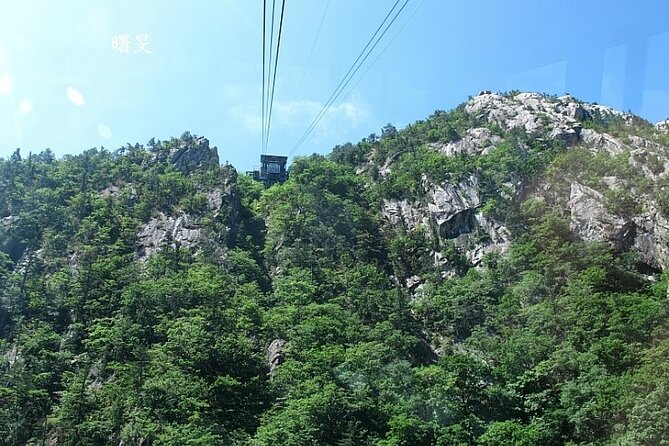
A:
[1,0,668,170]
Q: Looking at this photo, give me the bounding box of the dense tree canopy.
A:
[1,107,668,446]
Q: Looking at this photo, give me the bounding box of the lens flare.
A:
[19,100,33,113]
[0,75,13,94]
[66,87,85,106]
[97,124,112,139]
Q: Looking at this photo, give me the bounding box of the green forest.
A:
[1,98,669,445]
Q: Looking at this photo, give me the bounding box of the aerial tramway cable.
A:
[288,0,411,156]
[289,0,407,155]
[293,0,332,101]
[321,0,427,123]
[261,0,267,154]
[263,0,277,154]
[264,0,287,154]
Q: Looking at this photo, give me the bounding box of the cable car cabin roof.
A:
[260,154,288,163]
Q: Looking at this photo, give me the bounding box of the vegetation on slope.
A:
[1,99,668,445]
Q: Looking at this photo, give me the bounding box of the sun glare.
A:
[66,87,85,106]
[19,99,32,114]
[0,75,13,95]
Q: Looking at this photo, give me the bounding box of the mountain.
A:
[1,93,668,445]
[377,92,669,279]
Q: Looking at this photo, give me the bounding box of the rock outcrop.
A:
[137,213,204,259]
[135,171,238,261]
[383,176,512,271]
[268,339,286,376]
[429,127,502,157]
[568,182,635,251]
[381,91,669,279]
[580,129,626,155]
[567,181,669,270]
[657,119,669,133]
[151,135,220,174]
[464,92,587,145]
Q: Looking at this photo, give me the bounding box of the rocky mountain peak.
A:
[170,135,219,173]
[465,92,585,145]
[150,134,220,174]
[380,91,669,277]
[657,118,669,133]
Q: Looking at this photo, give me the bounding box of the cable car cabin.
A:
[246,154,288,187]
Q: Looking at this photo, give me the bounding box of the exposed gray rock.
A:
[428,176,481,239]
[383,176,512,272]
[450,214,511,267]
[1,215,19,228]
[162,136,219,174]
[383,198,427,229]
[633,207,669,270]
[87,360,105,391]
[206,187,225,218]
[382,177,483,241]
[464,92,586,147]
[383,92,669,283]
[134,180,235,261]
[583,103,637,126]
[601,176,623,189]
[657,119,669,133]
[4,343,18,368]
[568,182,634,251]
[268,339,286,376]
[464,92,504,115]
[406,274,422,289]
[429,127,502,157]
[567,182,669,269]
[432,251,449,271]
[118,437,147,446]
[45,432,60,446]
[550,125,581,146]
[580,129,626,155]
[462,92,649,158]
[137,213,203,259]
[15,249,45,275]
[100,184,121,198]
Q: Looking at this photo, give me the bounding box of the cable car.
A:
[246,154,288,186]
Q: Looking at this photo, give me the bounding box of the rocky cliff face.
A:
[136,168,238,262]
[378,92,669,277]
[383,176,513,271]
[567,181,669,270]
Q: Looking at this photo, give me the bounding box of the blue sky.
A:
[1,0,668,170]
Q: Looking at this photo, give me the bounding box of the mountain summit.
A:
[371,92,669,280]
